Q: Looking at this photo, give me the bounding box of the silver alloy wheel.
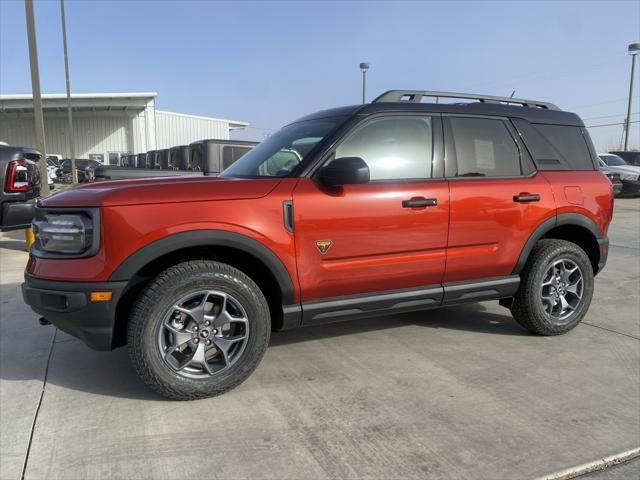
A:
[540,258,584,324]
[157,290,249,379]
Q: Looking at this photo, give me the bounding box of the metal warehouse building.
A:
[0,92,249,164]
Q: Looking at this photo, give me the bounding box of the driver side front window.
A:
[333,115,434,180]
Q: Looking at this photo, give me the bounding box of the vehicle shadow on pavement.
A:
[2,290,525,401]
[270,302,527,348]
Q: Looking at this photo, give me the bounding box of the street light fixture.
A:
[360,62,369,104]
[623,42,640,151]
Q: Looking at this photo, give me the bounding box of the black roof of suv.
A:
[299,90,583,127]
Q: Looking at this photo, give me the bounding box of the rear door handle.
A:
[402,197,438,208]
[513,193,540,203]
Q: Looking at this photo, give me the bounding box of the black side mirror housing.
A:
[319,157,370,187]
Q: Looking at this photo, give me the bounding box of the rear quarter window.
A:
[513,119,596,171]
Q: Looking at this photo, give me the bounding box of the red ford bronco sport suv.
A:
[22,90,613,400]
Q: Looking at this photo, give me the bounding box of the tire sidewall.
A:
[131,263,270,397]
[527,243,594,333]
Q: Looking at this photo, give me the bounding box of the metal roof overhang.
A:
[0,92,157,113]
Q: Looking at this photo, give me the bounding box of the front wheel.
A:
[127,260,270,400]
[511,239,594,335]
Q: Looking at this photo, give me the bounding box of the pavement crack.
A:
[582,321,640,341]
[609,243,640,252]
[20,328,57,480]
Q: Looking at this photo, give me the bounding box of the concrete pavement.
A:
[1,199,638,480]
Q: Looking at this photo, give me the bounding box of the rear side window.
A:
[532,124,594,170]
[334,115,433,180]
[222,146,252,170]
[449,117,521,177]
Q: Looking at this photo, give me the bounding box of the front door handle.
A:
[513,193,540,203]
[402,197,438,208]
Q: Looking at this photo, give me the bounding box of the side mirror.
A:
[319,157,370,187]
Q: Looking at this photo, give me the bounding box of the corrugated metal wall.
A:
[155,111,230,149]
[0,109,232,160]
[0,112,132,158]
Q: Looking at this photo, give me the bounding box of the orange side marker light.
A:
[90,291,113,302]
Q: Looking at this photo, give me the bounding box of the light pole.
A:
[623,42,640,151]
[60,0,77,184]
[24,0,50,196]
[359,62,369,104]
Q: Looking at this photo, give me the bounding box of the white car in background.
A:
[598,153,640,196]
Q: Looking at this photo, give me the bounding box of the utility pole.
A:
[24,0,50,196]
[360,62,369,104]
[60,0,77,183]
[623,43,640,151]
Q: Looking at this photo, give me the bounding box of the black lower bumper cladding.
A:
[21,274,127,350]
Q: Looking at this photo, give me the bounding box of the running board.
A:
[300,275,520,327]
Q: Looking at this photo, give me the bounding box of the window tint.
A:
[334,116,433,180]
[449,118,520,177]
[532,124,593,170]
[222,146,252,170]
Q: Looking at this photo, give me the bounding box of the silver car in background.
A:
[598,154,640,197]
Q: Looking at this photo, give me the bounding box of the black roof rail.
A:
[372,90,560,111]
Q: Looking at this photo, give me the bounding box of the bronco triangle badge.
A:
[315,240,332,254]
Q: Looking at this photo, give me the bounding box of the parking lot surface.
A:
[1,199,638,480]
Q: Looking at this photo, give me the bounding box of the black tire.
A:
[511,239,594,335]
[127,260,270,400]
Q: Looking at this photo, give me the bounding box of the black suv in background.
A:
[0,145,42,231]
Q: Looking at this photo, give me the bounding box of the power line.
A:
[570,96,638,110]
[468,56,629,92]
[586,120,639,128]
[582,112,639,121]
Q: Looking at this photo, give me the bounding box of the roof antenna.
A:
[510,90,516,98]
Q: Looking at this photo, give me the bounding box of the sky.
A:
[0,0,639,150]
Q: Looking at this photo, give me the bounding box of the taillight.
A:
[6,161,27,191]
[5,160,33,192]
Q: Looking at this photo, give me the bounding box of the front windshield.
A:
[221,119,340,178]
[601,154,627,166]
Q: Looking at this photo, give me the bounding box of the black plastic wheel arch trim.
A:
[108,229,296,304]
[512,213,605,275]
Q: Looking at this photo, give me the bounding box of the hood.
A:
[40,176,282,208]
[603,165,640,175]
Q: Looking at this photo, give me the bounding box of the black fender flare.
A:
[108,230,295,304]
[512,213,603,275]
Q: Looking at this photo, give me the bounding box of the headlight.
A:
[620,173,639,182]
[32,208,99,257]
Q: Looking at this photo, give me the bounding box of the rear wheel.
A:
[511,239,594,335]
[127,260,270,400]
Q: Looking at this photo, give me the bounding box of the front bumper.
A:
[621,179,640,196]
[21,274,127,350]
[611,182,623,196]
[1,199,36,231]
